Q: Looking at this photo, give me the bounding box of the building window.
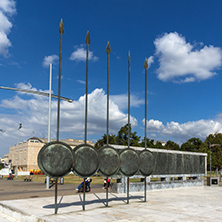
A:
[29,139,40,143]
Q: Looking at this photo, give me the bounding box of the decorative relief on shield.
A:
[139,149,155,176]
[98,145,120,176]
[72,144,99,177]
[37,141,73,178]
[119,148,141,176]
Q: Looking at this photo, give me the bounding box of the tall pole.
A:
[57,19,64,142]
[209,142,212,185]
[106,41,111,207]
[55,18,64,215]
[46,63,52,189]
[16,123,22,178]
[83,30,90,211]
[127,51,131,204]
[85,31,90,144]
[144,58,148,202]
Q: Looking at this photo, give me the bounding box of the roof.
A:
[27,137,94,147]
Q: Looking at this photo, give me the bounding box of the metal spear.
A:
[127,51,131,204]
[144,58,148,202]
[55,18,64,215]
[106,41,111,207]
[83,30,90,211]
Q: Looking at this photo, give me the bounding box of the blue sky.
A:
[1,0,222,157]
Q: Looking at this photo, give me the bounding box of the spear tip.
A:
[106,41,111,54]
[59,19,64,34]
[144,58,148,69]
[128,51,131,61]
[85,31,90,45]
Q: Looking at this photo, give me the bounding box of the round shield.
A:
[119,148,141,176]
[73,144,99,177]
[37,141,73,178]
[98,145,120,177]
[139,149,155,176]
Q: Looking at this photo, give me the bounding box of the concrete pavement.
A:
[1,186,222,221]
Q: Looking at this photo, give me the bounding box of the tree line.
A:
[95,123,222,171]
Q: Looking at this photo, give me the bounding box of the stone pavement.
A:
[1,186,222,221]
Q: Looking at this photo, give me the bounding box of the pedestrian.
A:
[103,178,110,189]
[76,177,91,192]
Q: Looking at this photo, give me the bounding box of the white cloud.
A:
[145,117,222,143]
[0,0,16,15]
[16,82,36,91]
[77,80,86,84]
[43,55,59,67]
[110,94,144,110]
[15,82,50,94]
[70,45,99,62]
[147,56,154,68]
[0,0,16,57]
[154,32,222,82]
[0,85,138,156]
[0,31,11,56]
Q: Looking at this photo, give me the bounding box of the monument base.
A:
[111,178,204,193]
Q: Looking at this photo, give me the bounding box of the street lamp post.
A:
[16,123,22,178]
[208,142,221,186]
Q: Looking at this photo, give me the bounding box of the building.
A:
[8,137,94,173]
[2,154,10,168]
[0,157,4,163]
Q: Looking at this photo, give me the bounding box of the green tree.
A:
[165,140,180,150]
[205,133,222,171]
[181,138,204,152]
[153,141,164,149]
[140,138,155,148]
[95,134,116,149]
[140,138,163,149]
[115,123,141,146]
[0,162,4,170]
[116,124,129,145]
[95,123,141,148]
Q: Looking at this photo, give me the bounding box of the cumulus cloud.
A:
[15,82,36,91]
[42,55,59,67]
[110,94,144,110]
[0,84,138,155]
[144,117,222,143]
[154,32,222,83]
[70,45,99,62]
[15,82,51,94]
[0,0,16,57]
[0,0,16,14]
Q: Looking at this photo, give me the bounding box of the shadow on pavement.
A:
[43,193,144,210]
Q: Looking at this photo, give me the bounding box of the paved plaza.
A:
[0,179,222,221]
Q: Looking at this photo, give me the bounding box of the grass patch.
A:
[14,174,105,185]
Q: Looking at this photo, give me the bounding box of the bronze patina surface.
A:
[139,149,155,176]
[38,141,73,178]
[98,145,120,177]
[119,148,140,176]
[73,144,99,177]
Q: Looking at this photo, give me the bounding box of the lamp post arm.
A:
[0,86,73,103]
